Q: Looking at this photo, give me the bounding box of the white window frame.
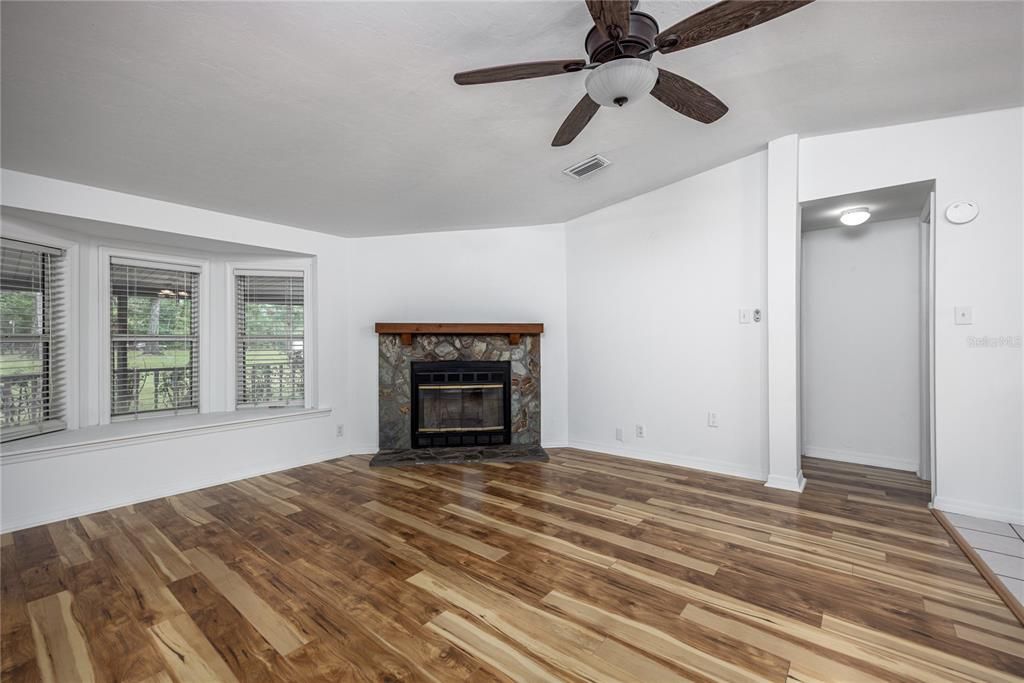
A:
[226,258,315,412]
[0,224,80,435]
[98,247,210,424]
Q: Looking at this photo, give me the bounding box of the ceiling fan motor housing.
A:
[585,11,659,64]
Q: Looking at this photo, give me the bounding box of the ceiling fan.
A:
[454,0,815,146]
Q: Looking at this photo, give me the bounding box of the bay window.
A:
[109,259,200,418]
[0,238,66,441]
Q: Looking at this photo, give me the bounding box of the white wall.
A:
[0,172,569,530]
[345,224,569,452]
[2,107,1020,529]
[565,152,768,480]
[801,218,922,471]
[1,170,352,531]
[799,108,1024,522]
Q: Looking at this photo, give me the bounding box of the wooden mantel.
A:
[374,322,544,346]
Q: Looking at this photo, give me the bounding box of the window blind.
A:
[0,238,67,442]
[235,272,304,407]
[110,259,199,418]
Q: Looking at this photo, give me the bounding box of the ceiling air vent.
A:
[563,154,610,180]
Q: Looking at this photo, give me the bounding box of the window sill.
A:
[0,406,333,465]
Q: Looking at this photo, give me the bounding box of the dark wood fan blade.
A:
[650,69,728,124]
[454,60,587,85]
[552,95,600,147]
[656,0,814,53]
[585,0,632,40]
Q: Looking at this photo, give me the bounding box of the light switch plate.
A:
[954,306,973,325]
[738,309,752,324]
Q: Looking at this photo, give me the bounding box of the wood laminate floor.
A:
[3,450,1023,681]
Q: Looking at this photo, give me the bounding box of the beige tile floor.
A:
[946,511,1024,604]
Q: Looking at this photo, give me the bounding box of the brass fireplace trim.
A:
[419,426,505,433]
[419,384,504,391]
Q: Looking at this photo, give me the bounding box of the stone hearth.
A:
[378,331,541,450]
[370,444,548,468]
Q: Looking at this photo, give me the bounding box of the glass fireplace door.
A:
[418,383,505,433]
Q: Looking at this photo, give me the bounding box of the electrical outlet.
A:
[635,424,645,438]
[615,427,624,442]
[336,424,344,437]
[707,412,719,428]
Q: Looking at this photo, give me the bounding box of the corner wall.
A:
[345,225,569,452]
[2,107,1020,530]
[799,108,1024,522]
[0,171,352,531]
[0,173,572,530]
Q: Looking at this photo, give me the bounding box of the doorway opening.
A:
[799,180,936,503]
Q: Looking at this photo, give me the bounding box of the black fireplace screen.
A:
[410,361,511,448]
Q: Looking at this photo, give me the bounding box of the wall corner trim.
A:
[764,471,807,493]
[765,133,804,490]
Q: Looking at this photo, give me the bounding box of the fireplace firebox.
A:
[410,360,511,448]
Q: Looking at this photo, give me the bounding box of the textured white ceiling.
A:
[2,207,306,256]
[2,1,1022,237]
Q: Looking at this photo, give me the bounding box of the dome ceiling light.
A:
[584,59,658,107]
[840,207,872,226]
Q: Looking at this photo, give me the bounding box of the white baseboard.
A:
[0,441,607,532]
[346,443,380,456]
[566,440,766,481]
[1,447,348,533]
[803,446,918,472]
[344,444,573,454]
[764,472,807,493]
[933,495,1024,525]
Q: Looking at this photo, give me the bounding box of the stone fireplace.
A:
[376,324,542,451]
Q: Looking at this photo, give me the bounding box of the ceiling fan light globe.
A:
[585,59,658,108]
